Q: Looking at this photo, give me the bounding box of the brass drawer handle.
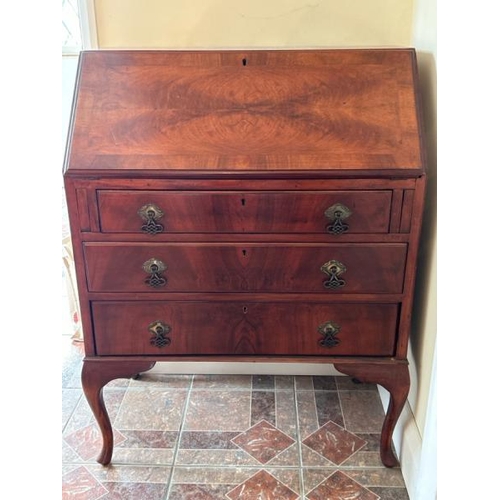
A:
[317,321,341,348]
[143,258,167,288]
[148,320,171,348]
[138,203,164,234]
[325,203,351,235]
[321,259,346,289]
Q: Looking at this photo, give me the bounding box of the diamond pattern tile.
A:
[64,423,126,461]
[226,470,299,500]
[302,421,366,465]
[62,466,108,499]
[61,336,410,499]
[232,420,295,464]
[307,471,380,500]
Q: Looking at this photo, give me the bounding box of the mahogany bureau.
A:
[64,49,426,467]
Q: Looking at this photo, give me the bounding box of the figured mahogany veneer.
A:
[97,190,392,234]
[92,301,398,356]
[64,49,426,467]
[84,243,407,294]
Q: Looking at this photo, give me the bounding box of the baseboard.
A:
[378,387,423,500]
[151,361,342,375]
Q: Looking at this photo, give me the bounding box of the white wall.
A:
[94,0,414,48]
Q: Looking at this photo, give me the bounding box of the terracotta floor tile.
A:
[64,424,126,461]
[226,470,299,500]
[62,466,108,500]
[232,420,295,464]
[302,421,366,465]
[61,336,411,499]
[307,471,379,500]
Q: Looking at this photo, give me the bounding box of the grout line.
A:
[293,376,306,500]
[163,375,194,500]
[337,382,348,430]
[62,391,84,435]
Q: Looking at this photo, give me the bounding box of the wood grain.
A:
[83,242,407,294]
[65,49,423,176]
[92,301,398,356]
[98,190,391,234]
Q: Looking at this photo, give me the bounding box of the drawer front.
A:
[97,190,392,234]
[92,301,398,356]
[84,243,406,294]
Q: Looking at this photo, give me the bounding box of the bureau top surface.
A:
[64,49,425,178]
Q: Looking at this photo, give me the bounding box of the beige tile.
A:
[275,375,294,390]
[184,390,251,431]
[64,389,126,434]
[344,468,406,488]
[192,374,252,390]
[112,448,175,465]
[295,376,314,391]
[62,389,81,429]
[129,373,192,389]
[171,466,255,485]
[175,449,261,467]
[339,391,385,433]
[296,391,319,438]
[87,464,172,483]
[276,391,297,437]
[115,388,187,431]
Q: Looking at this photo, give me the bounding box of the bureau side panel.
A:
[63,178,97,356]
[396,175,427,358]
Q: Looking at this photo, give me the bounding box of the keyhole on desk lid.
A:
[241,198,246,206]
[242,58,247,66]
[242,249,247,257]
[243,306,248,314]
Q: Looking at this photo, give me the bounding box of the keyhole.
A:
[241,198,246,206]
[242,58,247,66]
[242,249,247,256]
[243,306,248,314]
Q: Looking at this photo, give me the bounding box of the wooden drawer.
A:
[92,301,398,356]
[97,190,392,234]
[84,242,406,294]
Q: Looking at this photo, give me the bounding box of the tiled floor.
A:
[62,337,409,499]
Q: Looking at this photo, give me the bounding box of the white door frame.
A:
[77,0,98,49]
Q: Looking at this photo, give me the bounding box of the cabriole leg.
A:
[333,360,410,467]
[81,359,156,465]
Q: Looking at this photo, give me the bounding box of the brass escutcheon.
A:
[317,321,341,348]
[321,259,347,289]
[143,258,167,287]
[324,203,351,235]
[138,203,164,234]
[148,320,172,348]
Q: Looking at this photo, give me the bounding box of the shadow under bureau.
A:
[64,49,426,467]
